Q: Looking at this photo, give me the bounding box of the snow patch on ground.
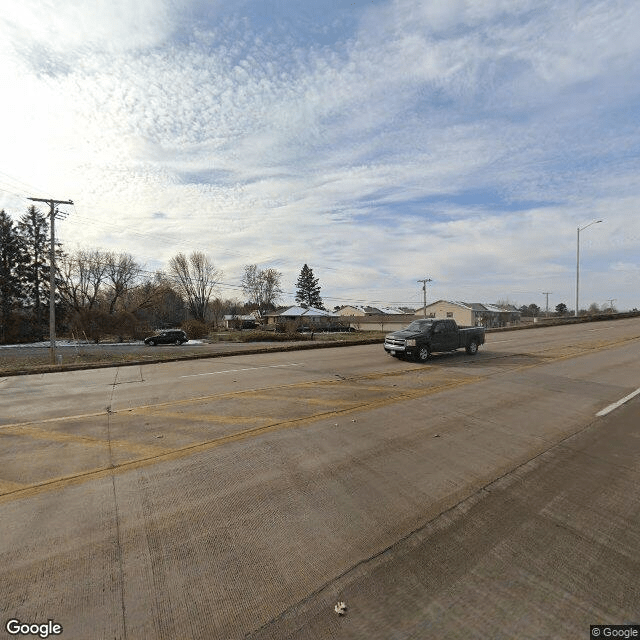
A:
[0,340,204,349]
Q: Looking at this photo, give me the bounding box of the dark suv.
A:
[144,330,189,346]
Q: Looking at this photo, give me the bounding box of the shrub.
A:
[181,319,209,339]
[229,330,312,342]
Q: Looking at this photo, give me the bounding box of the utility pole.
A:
[417,278,432,318]
[27,197,73,365]
[607,299,616,313]
[542,292,552,317]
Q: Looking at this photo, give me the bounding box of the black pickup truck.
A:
[384,318,485,362]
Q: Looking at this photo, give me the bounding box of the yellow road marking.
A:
[0,424,168,457]
[2,333,638,504]
[0,374,481,504]
[138,411,277,425]
[242,393,357,406]
[0,479,26,493]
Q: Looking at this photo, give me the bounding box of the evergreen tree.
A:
[295,264,323,309]
[18,205,50,333]
[0,210,28,342]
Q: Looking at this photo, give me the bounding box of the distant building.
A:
[414,300,521,327]
[334,305,367,316]
[265,306,340,327]
[334,305,405,316]
[223,312,260,329]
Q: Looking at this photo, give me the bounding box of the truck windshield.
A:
[406,320,433,332]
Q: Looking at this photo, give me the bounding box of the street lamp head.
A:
[579,219,604,232]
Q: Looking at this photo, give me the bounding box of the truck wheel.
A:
[416,346,430,362]
[465,341,479,355]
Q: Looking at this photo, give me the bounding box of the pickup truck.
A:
[384,318,485,362]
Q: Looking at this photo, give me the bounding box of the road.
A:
[0,318,639,639]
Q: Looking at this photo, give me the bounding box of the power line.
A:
[0,170,50,199]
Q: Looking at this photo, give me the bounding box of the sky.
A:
[1,0,639,312]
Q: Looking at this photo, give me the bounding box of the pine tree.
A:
[295,264,323,309]
[0,210,28,342]
[18,205,50,333]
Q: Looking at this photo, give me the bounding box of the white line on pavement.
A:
[596,387,640,417]
[179,363,304,378]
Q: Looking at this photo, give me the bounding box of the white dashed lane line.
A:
[179,363,304,378]
[596,387,640,417]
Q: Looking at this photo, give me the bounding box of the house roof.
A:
[337,305,367,313]
[420,300,472,311]
[419,300,521,314]
[223,314,257,321]
[278,306,338,317]
[337,304,404,315]
[370,306,404,315]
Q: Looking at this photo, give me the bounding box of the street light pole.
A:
[575,219,602,318]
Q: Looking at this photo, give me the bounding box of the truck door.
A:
[431,320,458,351]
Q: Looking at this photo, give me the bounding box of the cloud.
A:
[2,0,178,60]
[1,0,639,310]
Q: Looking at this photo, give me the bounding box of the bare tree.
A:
[128,272,184,328]
[208,297,226,329]
[242,264,283,314]
[242,264,262,309]
[104,252,141,314]
[57,249,109,312]
[587,302,601,316]
[168,252,221,322]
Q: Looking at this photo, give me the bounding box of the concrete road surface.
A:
[0,318,639,639]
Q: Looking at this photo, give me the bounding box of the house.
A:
[335,305,367,317]
[334,305,405,316]
[265,306,341,328]
[414,301,521,327]
[223,312,260,329]
[365,306,405,315]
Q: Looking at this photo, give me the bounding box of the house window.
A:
[446,312,454,318]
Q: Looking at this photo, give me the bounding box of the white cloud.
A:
[1,0,639,310]
[2,0,178,56]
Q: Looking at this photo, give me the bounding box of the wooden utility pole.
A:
[417,278,432,318]
[27,197,73,364]
[542,292,552,317]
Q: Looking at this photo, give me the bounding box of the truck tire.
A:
[465,340,479,355]
[416,345,430,362]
